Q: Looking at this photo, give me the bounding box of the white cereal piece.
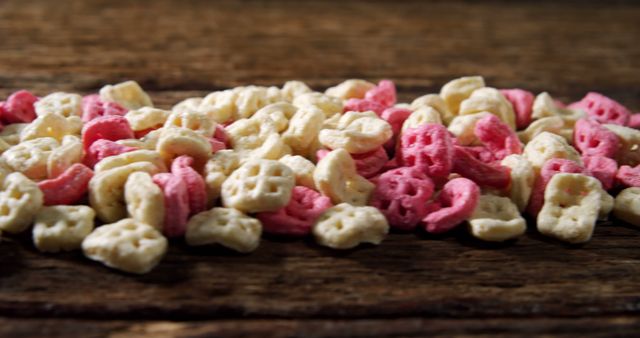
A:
[33,205,96,253]
[185,207,262,253]
[163,109,216,138]
[279,154,316,189]
[410,94,453,125]
[293,92,344,118]
[313,149,374,206]
[603,124,640,166]
[47,135,83,178]
[0,173,43,234]
[325,79,376,100]
[204,150,243,205]
[34,92,82,117]
[439,76,485,116]
[523,132,582,172]
[281,80,312,102]
[20,113,73,142]
[318,111,392,154]
[401,106,443,133]
[125,107,170,132]
[468,195,526,242]
[124,172,165,230]
[447,112,492,146]
[2,137,59,180]
[500,154,535,212]
[613,187,640,227]
[99,80,153,110]
[281,105,325,153]
[313,203,388,249]
[458,87,516,130]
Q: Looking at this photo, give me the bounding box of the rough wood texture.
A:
[1,0,640,336]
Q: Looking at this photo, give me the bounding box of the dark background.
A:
[1,1,639,337]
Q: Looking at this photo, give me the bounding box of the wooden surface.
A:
[1,0,640,337]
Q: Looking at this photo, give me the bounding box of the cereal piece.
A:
[121,172,164,231]
[616,165,640,187]
[196,90,235,123]
[603,124,640,166]
[156,127,212,170]
[99,80,153,110]
[343,98,386,116]
[0,123,28,146]
[33,205,95,253]
[279,154,316,189]
[381,107,413,137]
[532,92,585,127]
[0,172,44,234]
[569,92,631,126]
[537,173,602,243]
[500,154,535,212]
[517,116,566,144]
[527,158,585,217]
[94,149,167,173]
[313,203,388,249]
[233,86,282,119]
[583,155,617,190]
[221,159,295,213]
[19,112,72,142]
[38,163,94,205]
[440,76,485,116]
[573,118,619,158]
[401,106,443,133]
[84,139,137,168]
[293,92,343,118]
[422,177,480,234]
[613,187,640,226]
[204,150,243,204]
[399,123,454,179]
[474,114,522,160]
[451,145,511,189]
[185,207,262,253]
[350,146,389,178]
[34,92,82,118]
[523,132,582,172]
[447,112,492,146]
[0,139,10,156]
[125,107,170,133]
[251,102,298,133]
[226,118,288,159]
[468,195,526,242]
[1,90,38,123]
[313,149,374,205]
[370,167,435,230]
[89,162,161,223]
[81,94,128,122]
[459,87,516,130]
[81,115,134,151]
[325,79,376,100]
[319,111,392,154]
[500,89,534,130]
[364,80,396,108]
[152,173,190,237]
[82,218,167,274]
[164,109,216,138]
[256,186,332,236]
[171,155,207,215]
[281,80,312,101]
[282,105,325,153]
[411,94,453,124]
[2,137,59,180]
[628,114,640,129]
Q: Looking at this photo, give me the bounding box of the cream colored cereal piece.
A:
[401,106,443,133]
[296,134,324,160]
[440,76,485,116]
[281,80,312,102]
[204,150,243,204]
[318,111,392,154]
[532,92,585,127]
[32,205,95,253]
[523,132,582,172]
[66,116,83,135]
[603,124,640,166]
[251,102,298,133]
[125,107,170,132]
[0,139,10,156]
[325,79,376,100]
[34,92,82,117]
[82,218,167,274]
[20,113,72,142]
[517,116,565,143]
[500,154,535,212]
[156,128,212,168]
[221,159,295,213]
[99,80,153,109]
[199,90,236,123]
[599,189,614,221]
[468,195,526,242]
[279,154,316,189]
[124,172,165,230]
[2,137,59,180]
[234,86,282,120]
[89,162,161,223]
[313,203,388,249]
[116,139,146,149]
[282,105,325,153]
[537,173,602,244]
[313,149,374,205]
[293,92,343,118]
[94,149,167,173]
[226,118,289,160]
[459,87,516,130]
[322,112,342,130]
[613,187,640,226]
[0,173,43,234]
[410,93,454,125]
[447,112,492,146]
[0,123,28,146]
[185,207,262,253]
[163,109,216,138]
[47,135,83,178]
[172,97,202,113]
[0,158,12,184]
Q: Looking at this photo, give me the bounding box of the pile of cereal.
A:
[0,78,638,274]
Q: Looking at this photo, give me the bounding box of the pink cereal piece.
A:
[570,92,631,126]
[209,138,226,153]
[1,90,38,124]
[451,145,511,189]
[256,186,332,236]
[583,155,617,190]
[422,177,480,234]
[371,167,435,230]
[527,158,585,217]
[81,94,128,123]
[474,114,522,160]
[351,147,389,178]
[364,80,397,108]
[398,124,454,179]
[343,98,386,116]
[81,115,134,152]
[213,124,230,147]
[37,163,94,206]
[628,114,640,129]
[500,89,534,130]
[463,145,496,164]
[83,139,137,168]
[616,165,640,188]
[171,155,207,215]
[381,107,412,151]
[152,173,190,237]
[573,118,620,158]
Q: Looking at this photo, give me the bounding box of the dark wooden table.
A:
[1,1,640,337]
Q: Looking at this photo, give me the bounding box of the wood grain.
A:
[1,0,640,336]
